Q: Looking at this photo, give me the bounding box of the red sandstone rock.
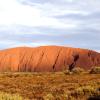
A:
[0,46,99,72]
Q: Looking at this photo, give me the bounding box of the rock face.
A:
[0,46,100,72]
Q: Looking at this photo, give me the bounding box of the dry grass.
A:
[0,92,23,100]
[0,72,99,100]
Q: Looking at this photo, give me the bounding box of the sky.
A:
[0,0,100,52]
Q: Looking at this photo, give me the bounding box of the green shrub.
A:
[90,67,100,74]
[0,92,23,100]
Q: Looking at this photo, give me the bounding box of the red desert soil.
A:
[0,46,100,72]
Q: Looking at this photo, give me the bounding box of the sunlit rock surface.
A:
[0,46,100,72]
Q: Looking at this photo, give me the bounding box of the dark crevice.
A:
[64,60,66,66]
[27,53,34,72]
[69,53,79,71]
[45,53,51,67]
[2,53,8,71]
[0,53,7,71]
[34,51,44,71]
[24,51,34,72]
[24,63,27,72]
[18,51,26,72]
[88,51,98,66]
[52,49,62,71]
[74,54,79,62]
[88,51,96,66]
[88,50,92,57]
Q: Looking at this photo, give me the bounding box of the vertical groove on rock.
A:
[88,50,97,66]
[35,51,44,71]
[2,53,7,71]
[18,51,26,72]
[26,52,34,72]
[52,48,62,71]
[88,50,91,57]
[0,53,6,71]
[69,52,79,71]
[45,51,52,70]
[0,46,100,72]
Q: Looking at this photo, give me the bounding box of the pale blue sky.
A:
[0,0,100,52]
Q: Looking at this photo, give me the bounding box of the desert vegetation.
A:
[0,92,23,100]
[63,67,85,75]
[0,67,99,100]
[89,67,100,74]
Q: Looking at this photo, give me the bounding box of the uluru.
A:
[0,46,100,72]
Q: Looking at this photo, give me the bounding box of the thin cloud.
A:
[0,0,100,51]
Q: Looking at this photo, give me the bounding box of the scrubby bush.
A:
[71,67,85,74]
[89,67,100,74]
[63,67,85,75]
[0,92,23,100]
[63,69,71,75]
[88,87,100,100]
[73,86,95,96]
[88,95,100,100]
[43,93,54,100]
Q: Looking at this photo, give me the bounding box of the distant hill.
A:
[0,46,100,72]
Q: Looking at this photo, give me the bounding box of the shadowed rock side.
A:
[0,46,100,72]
